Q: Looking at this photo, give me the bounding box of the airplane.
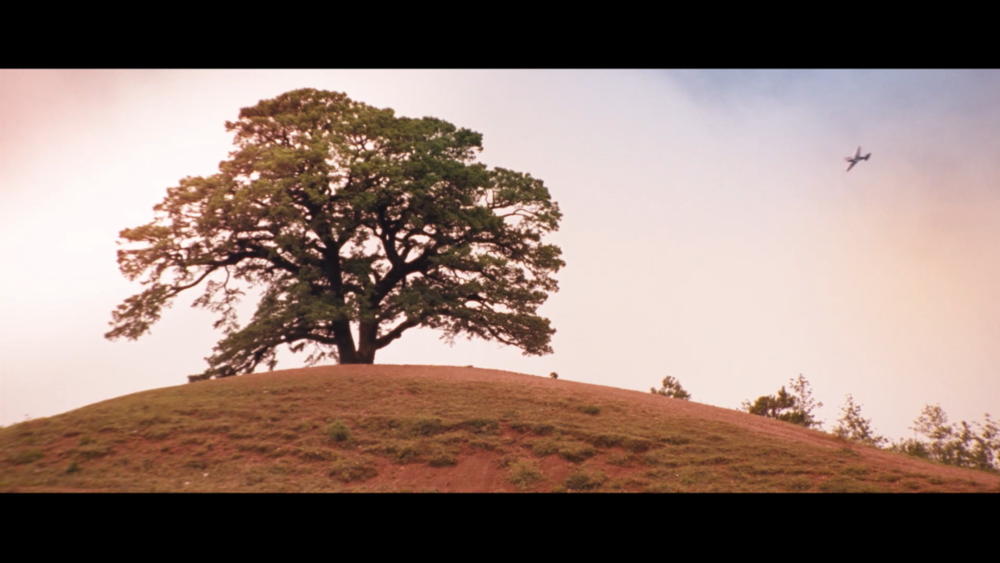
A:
[845,146,871,172]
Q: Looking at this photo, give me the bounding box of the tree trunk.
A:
[335,322,377,364]
[333,319,363,363]
[337,349,376,364]
[351,321,378,364]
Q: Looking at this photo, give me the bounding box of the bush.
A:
[651,376,691,400]
[328,459,377,482]
[507,460,545,490]
[327,420,351,442]
[564,469,606,491]
[558,444,596,463]
[740,374,823,429]
[428,451,457,467]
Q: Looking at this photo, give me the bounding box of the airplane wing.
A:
[854,146,862,159]
[846,160,857,172]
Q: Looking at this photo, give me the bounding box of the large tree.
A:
[106,89,564,381]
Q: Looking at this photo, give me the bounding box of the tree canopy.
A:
[106,89,564,381]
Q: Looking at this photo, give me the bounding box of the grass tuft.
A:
[461,419,500,434]
[784,476,812,491]
[818,477,881,493]
[329,458,377,482]
[428,450,458,467]
[564,469,606,491]
[558,443,596,463]
[8,449,44,465]
[507,459,544,490]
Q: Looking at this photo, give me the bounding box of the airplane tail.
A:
[863,153,871,160]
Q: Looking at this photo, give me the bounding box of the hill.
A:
[2,365,998,492]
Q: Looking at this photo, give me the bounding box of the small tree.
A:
[912,404,952,458]
[965,414,999,472]
[892,405,999,472]
[651,376,691,400]
[740,374,823,429]
[832,394,886,447]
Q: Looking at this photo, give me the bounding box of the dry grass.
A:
[2,364,998,492]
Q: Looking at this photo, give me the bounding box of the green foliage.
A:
[740,374,823,429]
[557,443,596,463]
[397,417,446,438]
[890,405,999,472]
[8,448,44,465]
[817,477,881,493]
[328,458,378,482]
[326,420,351,442]
[379,440,424,464]
[650,376,691,400]
[104,89,564,380]
[784,476,812,491]
[832,394,887,447]
[461,418,500,434]
[296,447,339,461]
[509,421,555,435]
[563,469,607,491]
[528,438,594,462]
[507,459,545,490]
[427,450,457,467]
[529,438,562,457]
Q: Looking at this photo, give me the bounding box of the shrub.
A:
[558,444,596,463]
[327,420,351,442]
[530,438,561,457]
[651,376,691,400]
[507,460,545,490]
[740,374,823,429]
[428,450,457,467]
[399,417,446,437]
[328,459,377,482]
[564,469,606,491]
[380,440,424,464]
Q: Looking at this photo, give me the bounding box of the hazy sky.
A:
[2,69,999,441]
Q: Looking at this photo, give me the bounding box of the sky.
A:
[2,69,999,441]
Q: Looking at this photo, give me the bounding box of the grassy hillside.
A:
[2,365,998,492]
